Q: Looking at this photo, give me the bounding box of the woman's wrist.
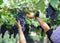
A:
[35,17,40,20]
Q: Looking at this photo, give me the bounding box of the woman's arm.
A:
[25,11,50,32]
[36,17,50,32]
[16,20,26,43]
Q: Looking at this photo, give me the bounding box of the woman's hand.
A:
[16,20,22,29]
[25,12,35,18]
[25,11,39,18]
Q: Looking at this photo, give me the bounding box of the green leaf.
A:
[36,0,45,12]
[50,0,59,8]
[0,0,3,5]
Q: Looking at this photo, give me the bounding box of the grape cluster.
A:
[0,24,18,38]
[0,24,8,38]
[0,23,30,38]
[46,4,58,25]
[16,11,26,31]
[24,24,29,35]
[46,4,54,18]
[8,28,14,38]
[35,11,39,17]
[8,25,18,38]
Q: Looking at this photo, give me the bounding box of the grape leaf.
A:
[50,0,59,8]
[0,0,3,5]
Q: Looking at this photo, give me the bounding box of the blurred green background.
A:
[0,0,60,43]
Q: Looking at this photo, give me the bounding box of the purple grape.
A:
[46,4,58,25]
[46,4,54,18]
[16,11,26,31]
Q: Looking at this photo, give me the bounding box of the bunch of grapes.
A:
[16,11,26,31]
[8,27,14,38]
[35,11,39,17]
[7,25,17,38]
[24,24,29,35]
[46,4,54,18]
[10,25,18,38]
[46,4,58,25]
[0,24,8,38]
